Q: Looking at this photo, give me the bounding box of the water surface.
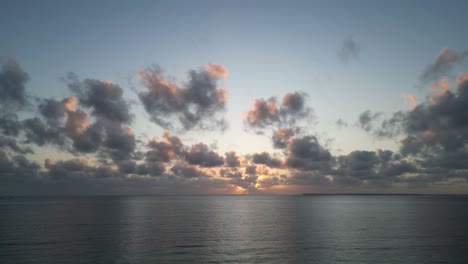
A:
[1,195,467,263]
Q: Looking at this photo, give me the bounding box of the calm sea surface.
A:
[1,195,468,263]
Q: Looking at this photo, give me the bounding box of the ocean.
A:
[1,195,467,263]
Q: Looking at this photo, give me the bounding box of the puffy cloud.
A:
[245,97,279,128]
[23,117,66,146]
[103,124,136,161]
[39,98,66,121]
[357,110,381,132]
[170,162,210,178]
[245,165,257,175]
[0,113,22,137]
[252,152,282,168]
[427,77,451,104]
[285,135,333,171]
[204,63,228,77]
[137,64,228,131]
[0,57,30,108]
[334,150,417,185]
[289,171,332,186]
[67,74,133,124]
[272,127,295,148]
[225,151,241,167]
[220,167,258,191]
[257,175,288,188]
[456,72,468,87]
[184,143,224,167]
[244,92,311,130]
[146,132,183,162]
[420,48,468,84]
[138,162,166,177]
[363,75,468,185]
[402,93,417,109]
[0,150,40,181]
[338,35,360,63]
[70,122,103,153]
[0,136,32,154]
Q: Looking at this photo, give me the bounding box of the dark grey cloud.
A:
[184,143,224,167]
[39,98,66,121]
[225,151,241,167]
[170,162,210,178]
[289,171,332,186]
[0,57,30,108]
[67,73,133,124]
[272,128,295,149]
[0,113,22,137]
[257,175,288,188]
[245,165,257,175]
[352,78,468,185]
[244,92,312,130]
[338,35,360,63]
[220,167,258,191]
[23,117,66,146]
[146,132,183,162]
[0,150,40,182]
[70,122,103,153]
[285,135,333,171]
[420,48,468,84]
[0,136,32,154]
[333,150,417,186]
[385,78,468,170]
[137,162,166,177]
[357,110,381,132]
[137,64,228,131]
[103,124,136,161]
[252,152,282,168]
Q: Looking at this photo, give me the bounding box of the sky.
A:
[1,0,468,195]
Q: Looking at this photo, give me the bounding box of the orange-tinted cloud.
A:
[428,77,450,104]
[204,63,228,77]
[401,93,417,108]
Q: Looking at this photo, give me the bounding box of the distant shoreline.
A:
[1,193,468,198]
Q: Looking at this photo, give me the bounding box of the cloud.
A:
[184,143,224,167]
[23,117,66,146]
[225,151,241,167]
[204,63,228,77]
[272,128,295,148]
[0,150,40,181]
[333,149,417,186]
[146,132,183,162]
[420,48,468,84]
[285,135,333,171]
[402,93,417,109]
[336,118,348,128]
[359,75,468,185]
[427,77,451,104]
[456,72,468,87]
[0,57,30,109]
[338,35,360,63]
[102,124,136,161]
[137,64,228,131]
[357,110,381,132]
[67,74,133,124]
[0,113,22,137]
[170,162,210,178]
[252,152,283,168]
[220,167,258,191]
[289,171,332,186]
[244,92,312,130]
[0,136,32,155]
